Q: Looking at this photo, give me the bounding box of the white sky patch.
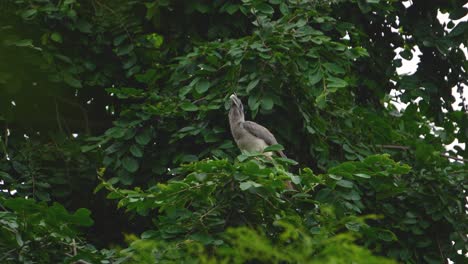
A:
[395,46,422,75]
[402,1,413,8]
[446,138,465,153]
[341,31,350,40]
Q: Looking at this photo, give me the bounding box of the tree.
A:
[0,0,466,263]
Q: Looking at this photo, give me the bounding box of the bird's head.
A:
[230,93,243,108]
[229,93,245,122]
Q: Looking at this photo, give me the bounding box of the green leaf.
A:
[256,3,274,14]
[11,39,33,47]
[327,77,348,89]
[315,91,328,109]
[179,86,192,98]
[146,33,164,48]
[116,44,134,56]
[343,144,354,153]
[323,63,345,74]
[4,198,31,211]
[448,22,467,37]
[225,4,239,15]
[345,221,361,231]
[123,56,137,69]
[336,179,353,188]
[181,102,199,111]
[377,229,397,242]
[64,74,82,88]
[80,144,99,152]
[240,181,262,191]
[76,19,93,33]
[122,156,139,173]
[246,79,260,93]
[21,9,37,19]
[129,145,143,157]
[264,144,284,152]
[329,174,343,180]
[195,80,210,94]
[0,171,14,181]
[51,32,63,43]
[15,232,23,247]
[248,96,260,112]
[261,97,274,110]
[114,35,127,46]
[279,2,289,15]
[354,173,371,179]
[126,65,141,77]
[237,154,249,162]
[135,130,151,145]
[400,49,412,60]
[309,70,322,86]
[342,190,361,201]
[73,208,94,226]
[290,175,301,184]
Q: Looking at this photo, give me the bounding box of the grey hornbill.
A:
[228,94,287,158]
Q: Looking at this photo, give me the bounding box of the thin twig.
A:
[199,205,219,222]
[55,100,64,134]
[435,233,447,264]
[192,96,207,104]
[255,193,278,209]
[55,96,90,134]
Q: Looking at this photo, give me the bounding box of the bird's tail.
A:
[277,150,287,158]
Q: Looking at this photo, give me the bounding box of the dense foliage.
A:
[1,0,467,263]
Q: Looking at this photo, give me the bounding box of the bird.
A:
[228,94,287,158]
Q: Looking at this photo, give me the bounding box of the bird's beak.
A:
[230,94,241,107]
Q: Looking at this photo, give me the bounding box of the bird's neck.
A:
[229,110,244,125]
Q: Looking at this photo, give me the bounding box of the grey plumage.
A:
[228,94,286,158]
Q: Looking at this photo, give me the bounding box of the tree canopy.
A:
[0,0,467,263]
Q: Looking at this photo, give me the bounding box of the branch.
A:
[376,144,410,150]
[439,154,467,163]
[72,239,77,256]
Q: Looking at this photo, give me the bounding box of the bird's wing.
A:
[242,121,287,158]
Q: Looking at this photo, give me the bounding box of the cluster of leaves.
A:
[0,138,97,203]
[0,0,466,263]
[96,154,406,263]
[119,223,395,264]
[0,197,93,263]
